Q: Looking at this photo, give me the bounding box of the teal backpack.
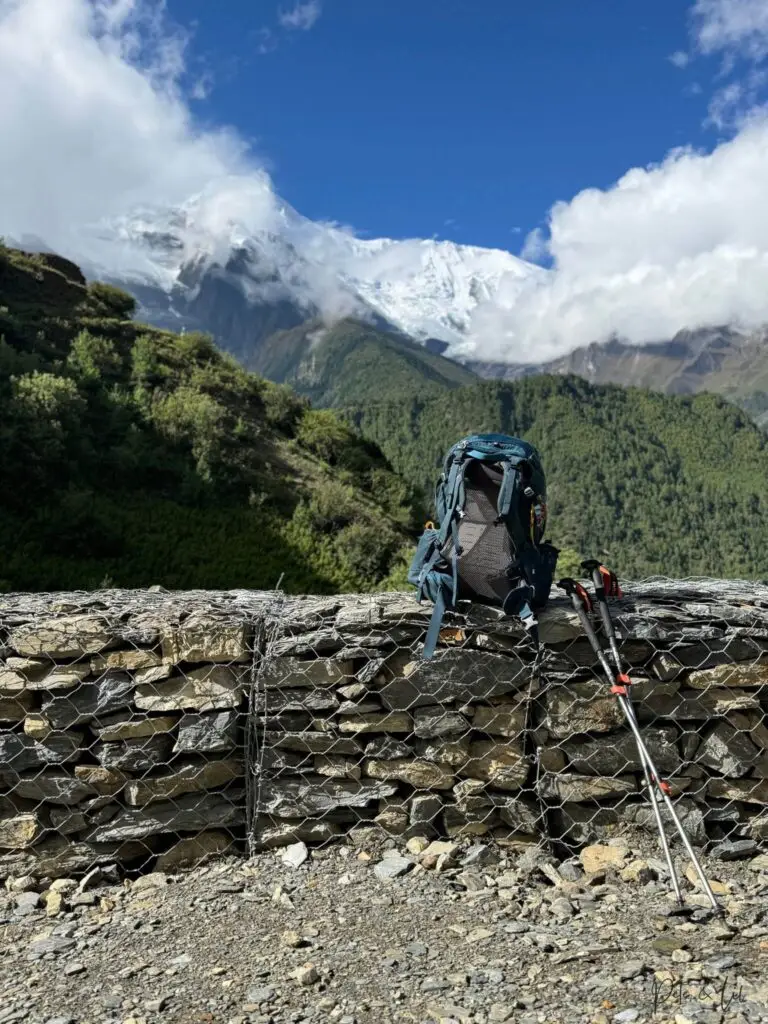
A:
[408,433,559,658]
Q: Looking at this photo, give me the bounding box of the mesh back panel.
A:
[447,462,514,604]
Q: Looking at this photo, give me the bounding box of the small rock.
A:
[281,930,306,948]
[14,891,41,915]
[488,1005,515,1023]
[405,941,428,956]
[613,1012,641,1023]
[281,841,309,869]
[703,954,738,974]
[419,840,458,871]
[620,859,656,884]
[580,844,629,874]
[558,860,583,882]
[405,837,430,855]
[711,839,758,860]
[421,978,451,993]
[132,872,168,892]
[293,963,320,986]
[460,844,498,869]
[70,893,97,907]
[49,878,78,894]
[683,863,730,896]
[671,948,693,963]
[503,921,530,934]
[63,962,86,976]
[45,1018,75,1024]
[44,891,64,917]
[550,897,574,919]
[6,874,37,893]
[28,935,76,957]
[618,961,646,980]
[374,855,412,881]
[245,986,275,1004]
[749,853,768,872]
[144,998,168,1012]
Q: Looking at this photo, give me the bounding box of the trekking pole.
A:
[579,562,721,912]
[577,562,683,907]
[558,577,720,912]
[558,576,683,905]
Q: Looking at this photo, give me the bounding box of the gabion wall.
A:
[1,581,767,880]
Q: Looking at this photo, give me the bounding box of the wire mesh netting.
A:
[1,579,768,887]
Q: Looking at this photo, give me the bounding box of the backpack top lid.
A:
[439,433,546,516]
[446,433,543,470]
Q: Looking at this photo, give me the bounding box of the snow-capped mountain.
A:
[76,181,542,360]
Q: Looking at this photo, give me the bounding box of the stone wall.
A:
[2,581,768,879]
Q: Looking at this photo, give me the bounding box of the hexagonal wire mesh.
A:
[0,590,268,885]
[248,578,768,870]
[1,578,767,891]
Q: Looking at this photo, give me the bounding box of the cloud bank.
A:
[467,117,768,362]
[466,0,768,362]
[0,0,278,271]
[2,0,768,365]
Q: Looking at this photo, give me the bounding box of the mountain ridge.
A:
[66,186,541,369]
[467,325,768,426]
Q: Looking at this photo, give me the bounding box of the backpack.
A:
[407,433,559,659]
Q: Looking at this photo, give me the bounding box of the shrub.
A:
[295,408,353,463]
[88,281,137,319]
[262,381,308,435]
[67,330,122,380]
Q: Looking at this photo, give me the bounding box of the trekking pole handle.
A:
[558,578,623,693]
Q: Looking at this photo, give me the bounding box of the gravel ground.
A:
[2,834,768,1024]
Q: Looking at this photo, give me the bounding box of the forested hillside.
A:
[254,317,477,407]
[346,375,768,580]
[0,245,418,593]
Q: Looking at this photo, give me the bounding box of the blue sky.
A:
[168,0,721,252]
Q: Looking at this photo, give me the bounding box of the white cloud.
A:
[692,0,768,60]
[278,1,321,32]
[0,0,274,270]
[466,116,768,362]
[689,0,768,126]
[669,49,691,68]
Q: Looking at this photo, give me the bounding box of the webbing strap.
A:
[450,516,461,604]
[497,460,521,522]
[423,584,448,660]
[416,546,444,601]
[437,459,463,545]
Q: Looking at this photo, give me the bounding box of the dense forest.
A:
[0,245,418,593]
[346,376,768,580]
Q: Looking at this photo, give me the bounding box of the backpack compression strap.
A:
[420,454,468,659]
